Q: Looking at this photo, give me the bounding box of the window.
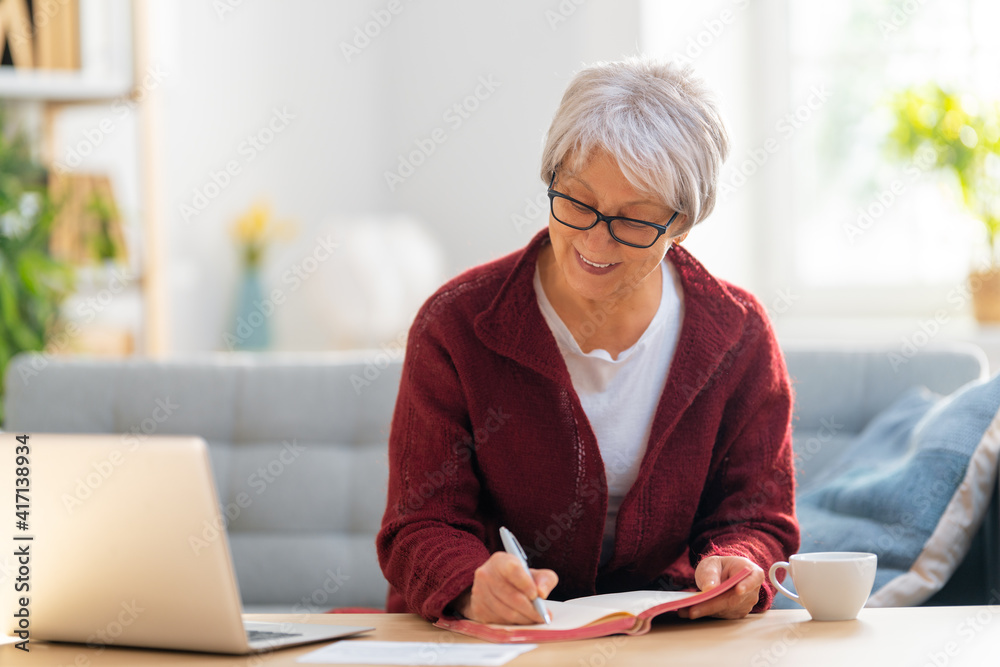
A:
[642,0,1000,318]
[779,0,1000,311]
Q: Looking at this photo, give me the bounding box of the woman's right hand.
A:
[452,551,558,625]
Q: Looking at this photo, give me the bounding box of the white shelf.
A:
[0,69,131,100]
[0,0,133,101]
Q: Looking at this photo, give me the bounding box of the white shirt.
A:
[534,258,683,566]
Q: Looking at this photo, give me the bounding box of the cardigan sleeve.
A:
[686,300,800,612]
[375,302,492,621]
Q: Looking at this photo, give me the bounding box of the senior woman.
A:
[377,57,799,625]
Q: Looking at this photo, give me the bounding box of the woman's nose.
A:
[581,220,617,252]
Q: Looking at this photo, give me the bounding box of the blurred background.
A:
[1,0,999,391]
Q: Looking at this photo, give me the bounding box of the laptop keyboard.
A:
[246,629,303,642]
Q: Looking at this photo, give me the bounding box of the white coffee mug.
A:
[768,552,877,621]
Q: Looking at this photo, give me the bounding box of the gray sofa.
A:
[5,351,401,613]
[782,342,999,605]
[4,343,998,611]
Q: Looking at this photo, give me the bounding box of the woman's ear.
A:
[669,213,690,245]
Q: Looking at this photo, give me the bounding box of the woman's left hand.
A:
[677,555,764,620]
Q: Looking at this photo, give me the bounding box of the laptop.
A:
[0,433,373,654]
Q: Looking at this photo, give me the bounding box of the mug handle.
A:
[768,561,799,602]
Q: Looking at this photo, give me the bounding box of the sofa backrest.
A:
[4,351,402,611]
[783,342,988,485]
[5,342,992,610]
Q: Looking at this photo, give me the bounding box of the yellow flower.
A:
[230,200,295,268]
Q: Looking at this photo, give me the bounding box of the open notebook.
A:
[435,566,752,643]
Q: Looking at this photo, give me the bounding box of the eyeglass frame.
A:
[546,170,680,249]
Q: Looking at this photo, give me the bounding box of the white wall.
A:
[56,1,793,354]
[147,0,644,353]
[152,1,397,352]
[381,1,642,271]
[51,1,996,358]
[640,0,769,298]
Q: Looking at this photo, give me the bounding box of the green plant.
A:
[85,191,124,262]
[0,108,74,425]
[885,84,1000,264]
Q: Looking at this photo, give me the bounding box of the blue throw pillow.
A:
[773,373,1000,608]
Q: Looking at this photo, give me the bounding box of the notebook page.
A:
[479,600,633,632]
[564,590,698,617]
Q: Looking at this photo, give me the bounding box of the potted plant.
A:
[0,107,74,425]
[885,85,1000,321]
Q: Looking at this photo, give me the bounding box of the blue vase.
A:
[233,267,271,350]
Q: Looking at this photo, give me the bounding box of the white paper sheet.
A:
[297,640,537,666]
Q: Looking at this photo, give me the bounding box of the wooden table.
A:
[3,607,1000,666]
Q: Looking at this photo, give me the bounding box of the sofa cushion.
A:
[775,374,1000,607]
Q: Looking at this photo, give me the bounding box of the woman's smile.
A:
[576,249,619,273]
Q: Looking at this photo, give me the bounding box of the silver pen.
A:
[499,526,552,624]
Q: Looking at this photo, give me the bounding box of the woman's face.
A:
[546,150,685,307]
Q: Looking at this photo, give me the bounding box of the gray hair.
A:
[540,57,730,232]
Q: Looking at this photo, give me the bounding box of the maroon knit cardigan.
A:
[377,229,799,621]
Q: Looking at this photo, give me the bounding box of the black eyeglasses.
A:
[547,171,679,249]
